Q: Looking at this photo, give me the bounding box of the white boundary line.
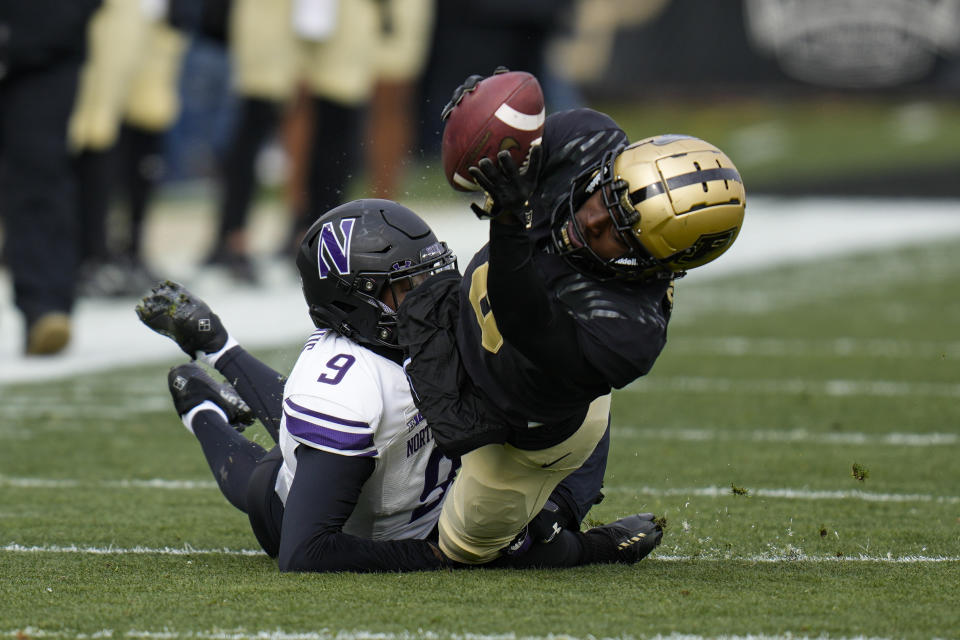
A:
[0,630,920,640]
[3,543,957,564]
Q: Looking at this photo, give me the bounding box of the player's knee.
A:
[439,486,531,564]
[277,538,314,573]
[463,484,530,534]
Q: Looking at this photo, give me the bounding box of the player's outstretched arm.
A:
[277,446,447,573]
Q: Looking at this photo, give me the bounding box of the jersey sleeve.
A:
[566,279,673,389]
[283,345,384,458]
[283,395,378,457]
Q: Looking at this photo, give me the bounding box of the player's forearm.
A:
[487,220,562,332]
[487,221,584,370]
[278,530,445,573]
[278,446,446,573]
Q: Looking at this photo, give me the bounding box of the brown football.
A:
[441,71,545,192]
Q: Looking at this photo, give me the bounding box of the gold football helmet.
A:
[554,134,745,281]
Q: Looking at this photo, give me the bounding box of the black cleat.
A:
[136,280,228,358]
[167,363,254,430]
[583,512,663,564]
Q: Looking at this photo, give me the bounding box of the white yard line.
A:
[0,630,910,640]
[0,477,217,489]
[654,553,960,563]
[0,543,262,556]
[626,376,960,398]
[612,427,958,446]
[2,542,957,564]
[665,336,960,359]
[603,485,960,504]
[4,475,957,504]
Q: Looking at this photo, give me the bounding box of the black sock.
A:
[214,346,285,442]
[189,408,269,513]
[490,530,587,569]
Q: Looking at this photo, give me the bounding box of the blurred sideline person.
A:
[69,0,188,297]
[137,200,658,571]
[545,0,671,95]
[0,0,101,355]
[396,70,746,565]
[208,0,379,283]
[364,0,435,198]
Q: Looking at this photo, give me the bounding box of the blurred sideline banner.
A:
[559,0,960,96]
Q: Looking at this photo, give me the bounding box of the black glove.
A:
[440,66,511,122]
[468,144,543,222]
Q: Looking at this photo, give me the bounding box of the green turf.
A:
[598,97,960,187]
[1,242,958,638]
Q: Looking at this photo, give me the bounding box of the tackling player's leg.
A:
[437,394,612,564]
[580,513,663,563]
[494,511,663,568]
[168,363,254,430]
[138,281,285,441]
[167,362,266,512]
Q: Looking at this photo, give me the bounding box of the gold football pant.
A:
[437,394,611,564]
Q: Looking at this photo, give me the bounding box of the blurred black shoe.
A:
[77,256,160,298]
[204,246,259,285]
[77,260,130,298]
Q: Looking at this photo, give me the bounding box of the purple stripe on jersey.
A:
[284,411,375,452]
[303,329,327,351]
[284,398,369,429]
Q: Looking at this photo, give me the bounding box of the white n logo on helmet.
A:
[316,218,355,278]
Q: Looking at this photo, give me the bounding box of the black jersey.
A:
[456,108,674,425]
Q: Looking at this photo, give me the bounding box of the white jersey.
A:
[275,329,456,541]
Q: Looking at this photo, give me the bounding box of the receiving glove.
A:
[467,144,543,223]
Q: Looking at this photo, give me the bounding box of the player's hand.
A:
[468,144,543,222]
[440,66,510,122]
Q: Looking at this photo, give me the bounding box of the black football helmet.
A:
[297,199,457,350]
[552,134,746,282]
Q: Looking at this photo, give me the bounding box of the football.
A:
[441,70,545,192]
